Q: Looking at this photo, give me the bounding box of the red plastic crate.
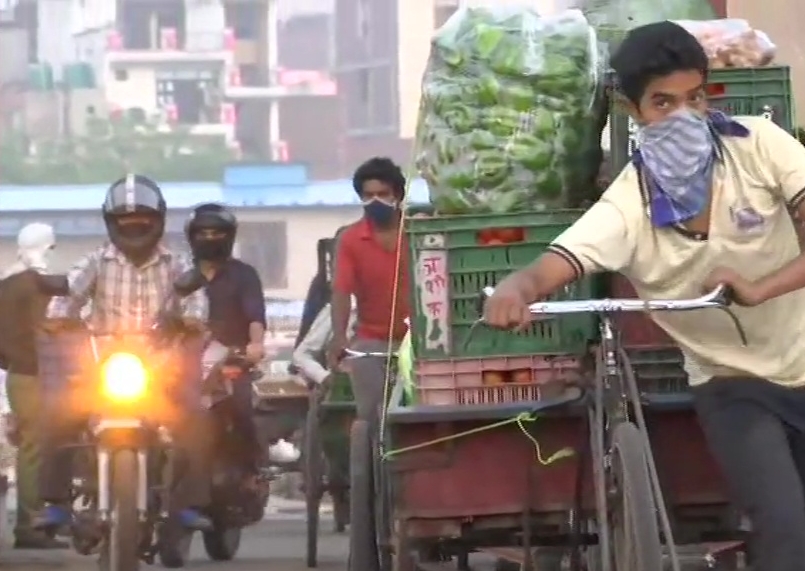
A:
[413,354,583,406]
[610,274,676,348]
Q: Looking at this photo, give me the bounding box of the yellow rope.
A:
[382,412,575,467]
[377,164,417,449]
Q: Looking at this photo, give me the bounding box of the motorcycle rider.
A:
[186,203,297,473]
[34,174,213,532]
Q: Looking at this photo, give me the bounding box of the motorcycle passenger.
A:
[34,174,213,532]
[484,22,805,571]
[0,223,67,549]
[187,203,297,471]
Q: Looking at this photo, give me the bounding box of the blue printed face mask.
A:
[638,107,715,226]
[363,198,397,227]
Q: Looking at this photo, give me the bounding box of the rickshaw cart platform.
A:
[381,380,747,571]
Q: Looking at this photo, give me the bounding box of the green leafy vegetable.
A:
[416,6,605,214]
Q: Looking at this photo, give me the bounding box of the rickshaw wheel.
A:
[304,389,325,568]
[348,420,379,571]
[374,430,394,571]
[609,422,664,571]
[332,489,350,533]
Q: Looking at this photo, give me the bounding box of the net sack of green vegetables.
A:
[415,5,604,214]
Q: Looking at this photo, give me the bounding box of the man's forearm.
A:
[496,252,579,303]
[330,291,351,341]
[249,322,265,345]
[754,252,805,302]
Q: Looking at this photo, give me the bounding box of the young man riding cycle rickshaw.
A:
[485,21,805,571]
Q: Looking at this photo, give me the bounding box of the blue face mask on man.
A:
[637,107,716,226]
[363,197,398,227]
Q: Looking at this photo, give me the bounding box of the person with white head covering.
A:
[2,222,55,278]
[0,222,65,549]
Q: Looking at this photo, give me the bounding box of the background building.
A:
[0,164,428,299]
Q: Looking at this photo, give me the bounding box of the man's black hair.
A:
[610,21,708,105]
[352,157,406,199]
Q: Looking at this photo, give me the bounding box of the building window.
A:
[225,3,259,40]
[347,66,395,133]
[356,0,370,42]
[238,221,288,289]
[156,70,220,125]
[358,69,370,104]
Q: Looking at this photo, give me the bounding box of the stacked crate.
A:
[405,211,600,406]
[607,65,795,393]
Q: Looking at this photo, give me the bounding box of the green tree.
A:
[0,115,238,185]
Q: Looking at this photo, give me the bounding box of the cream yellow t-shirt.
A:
[550,116,805,386]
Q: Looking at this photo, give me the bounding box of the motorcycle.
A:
[198,347,272,562]
[37,270,206,571]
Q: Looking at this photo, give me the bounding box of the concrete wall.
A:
[238,205,362,299]
[103,64,159,113]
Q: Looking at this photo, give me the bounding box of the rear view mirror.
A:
[173,269,206,297]
[36,274,69,296]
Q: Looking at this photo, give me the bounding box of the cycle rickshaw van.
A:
[350,213,748,571]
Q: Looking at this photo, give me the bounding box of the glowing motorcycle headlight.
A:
[100,353,148,402]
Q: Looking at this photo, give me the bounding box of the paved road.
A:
[0,501,349,571]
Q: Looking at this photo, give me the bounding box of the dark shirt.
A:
[0,270,50,375]
[332,218,410,341]
[204,259,266,348]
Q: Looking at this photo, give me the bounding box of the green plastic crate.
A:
[406,211,599,360]
[610,65,794,174]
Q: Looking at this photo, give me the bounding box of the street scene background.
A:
[1,0,805,567]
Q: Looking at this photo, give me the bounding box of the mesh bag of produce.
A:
[415,5,604,214]
[674,19,776,68]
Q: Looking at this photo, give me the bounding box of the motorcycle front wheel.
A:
[99,449,141,571]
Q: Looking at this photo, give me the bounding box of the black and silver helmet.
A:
[102,174,167,261]
[185,203,238,261]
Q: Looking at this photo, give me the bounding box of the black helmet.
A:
[102,174,166,261]
[185,203,237,261]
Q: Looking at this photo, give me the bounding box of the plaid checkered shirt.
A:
[47,242,207,333]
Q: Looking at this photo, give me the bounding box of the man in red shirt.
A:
[327,157,410,425]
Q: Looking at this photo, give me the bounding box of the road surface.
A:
[0,499,503,571]
[0,499,349,571]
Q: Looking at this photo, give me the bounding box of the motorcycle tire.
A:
[99,450,141,571]
[202,525,241,561]
[157,520,193,569]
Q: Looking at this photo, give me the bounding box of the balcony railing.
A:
[106,28,236,54]
[226,67,337,96]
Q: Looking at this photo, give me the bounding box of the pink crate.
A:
[414,355,584,406]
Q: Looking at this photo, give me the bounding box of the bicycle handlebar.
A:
[480,285,732,315]
[475,284,748,346]
[342,348,397,360]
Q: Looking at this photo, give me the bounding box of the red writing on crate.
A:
[416,247,451,350]
[426,301,443,317]
[421,255,447,296]
[424,274,446,295]
[422,256,441,276]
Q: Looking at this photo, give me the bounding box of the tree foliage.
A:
[0,116,238,185]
